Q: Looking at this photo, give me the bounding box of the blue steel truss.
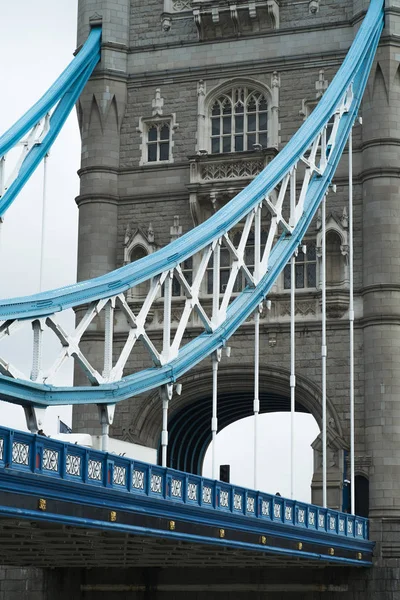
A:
[0,27,101,217]
[0,0,384,410]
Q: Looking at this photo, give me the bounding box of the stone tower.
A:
[73,0,400,592]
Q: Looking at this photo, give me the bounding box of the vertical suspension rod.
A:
[253,206,261,490]
[349,130,355,515]
[290,254,296,499]
[39,153,49,292]
[290,166,297,500]
[211,240,221,480]
[161,272,173,467]
[212,351,219,480]
[161,388,169,468]
[322,196,327,508]
[253,308,260,490]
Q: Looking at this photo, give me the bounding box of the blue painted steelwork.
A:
[0,424,370,554]
[0,0,384,408]
[0,27,101,217]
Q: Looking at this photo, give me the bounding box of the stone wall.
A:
[8,563,399,599]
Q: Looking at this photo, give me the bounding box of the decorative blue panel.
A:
[220,490,229,508]
[247,496,255,514]
[202,485,212,504]
[171,478,183,498]
[151,474,162,494]
[233,493,242,511]
[261,499,270,517]
[133,469,145,490]
[88,459,102,481]
[66,454,81,477]
[285,506,293,521]
[187,482,198,501]
[43,448,59,472]
[113,465,126,486]
[347,520,353,535]
[12,441,29,466]
[273,502,281,519]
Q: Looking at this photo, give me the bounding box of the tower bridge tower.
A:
[72,0,400,595]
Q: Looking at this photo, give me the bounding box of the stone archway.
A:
[124,364,346,508]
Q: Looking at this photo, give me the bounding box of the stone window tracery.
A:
[210,88,269,154]
[283,243,317,290]
[196,77,279,155]
[147,121,171,162]
[123,224,157,301]
[137,88,179,166]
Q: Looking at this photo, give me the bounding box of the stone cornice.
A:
[119,191,190,204]
[75,194,119,207]
[361,137,400,151]
[88,50,345,87]
[78,166,120,177]
[361,283,400,296]
[127,19,351,54]
[360,167,400,183]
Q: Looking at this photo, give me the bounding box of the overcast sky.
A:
[0,0,319,501]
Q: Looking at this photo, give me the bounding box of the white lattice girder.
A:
[0,89,354,392]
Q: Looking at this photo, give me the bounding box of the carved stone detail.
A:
[191,0,280,40]
[201,159,264,181]
[173,0,191,9]
[280,301,317,317]
[267,0,280,28]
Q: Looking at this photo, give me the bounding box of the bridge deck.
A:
[0,427,373,568]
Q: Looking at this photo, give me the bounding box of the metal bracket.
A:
[24,405,47,433]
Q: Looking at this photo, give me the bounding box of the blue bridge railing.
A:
[0,426,368,542]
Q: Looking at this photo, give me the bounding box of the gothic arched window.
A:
[326,231,343,286]
[130,246,150,300]
[210,87,269,154]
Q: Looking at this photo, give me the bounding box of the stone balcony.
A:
[192,0,279,39]
[187,148,277,225]
[162,0,279,39]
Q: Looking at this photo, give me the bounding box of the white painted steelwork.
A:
[39,153,49,292]
[290,252,296,499]
[0,90,354,400]
[321,196,327,509]
[349,130,355,515]
[253,305,261,490]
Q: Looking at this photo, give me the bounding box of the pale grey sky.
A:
[0,0,318,501]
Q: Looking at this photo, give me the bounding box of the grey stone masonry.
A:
[67,0,400,596]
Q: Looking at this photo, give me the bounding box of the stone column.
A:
[359,0,400,579]
[73,0,129,434]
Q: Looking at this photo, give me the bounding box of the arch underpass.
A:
[166,390,310,474]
